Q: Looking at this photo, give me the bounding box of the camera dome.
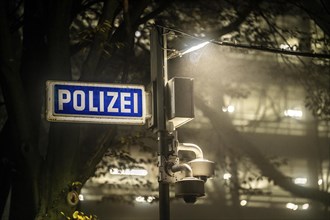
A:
[174,177,205,204]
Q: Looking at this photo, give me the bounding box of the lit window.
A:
[78,194,84,201]
[284,109,303,118]
[135,196,155,203]
[223,173,232,180]
[135,196,145,203]
[110,168,148,176]
[222,105,235,113]
[240,200,247,206]
[294,177,307,185]
[135,31,141,38]
[280,44,290,50]
[147,196,155,203]
[302,203,309,210]
[286,203,298,210]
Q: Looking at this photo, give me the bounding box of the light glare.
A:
[180,41,210,56]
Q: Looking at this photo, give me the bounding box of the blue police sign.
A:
[46,81,146,125]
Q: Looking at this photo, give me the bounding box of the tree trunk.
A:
[0,1,41,218]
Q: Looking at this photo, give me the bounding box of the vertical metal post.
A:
[150,26,170,220]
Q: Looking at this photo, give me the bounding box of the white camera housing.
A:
[161,135,216,204]
[188,158,215,182]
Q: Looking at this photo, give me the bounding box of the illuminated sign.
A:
[46,81,146,125]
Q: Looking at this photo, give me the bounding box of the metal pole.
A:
[158,131,170,220]
[150,26,170,220]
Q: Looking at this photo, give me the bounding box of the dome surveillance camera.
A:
[175,177,205,204]
[188,158,215,182]
[183,195,197,204]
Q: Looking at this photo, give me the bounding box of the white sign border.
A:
[46,80,146,125]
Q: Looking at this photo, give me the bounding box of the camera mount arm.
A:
[170,163,193,177]
[177,143,203,159]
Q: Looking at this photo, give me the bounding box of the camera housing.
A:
[188,158,215,182]
[174,177,205,204]
[161,136,216,204]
